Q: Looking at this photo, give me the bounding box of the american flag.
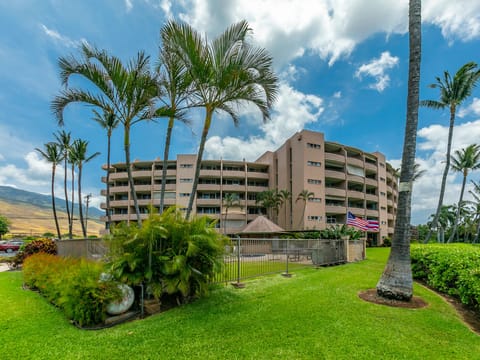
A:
[367,219,379,232]
[347,211,369,231]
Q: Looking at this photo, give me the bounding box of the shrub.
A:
[9,238,57,268]
[23,253,121,327]
[411,245,480,308]
[382,237,392,247]
[108,207,226,303]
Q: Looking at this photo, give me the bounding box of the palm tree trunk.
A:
[160,116,175,214]
[63,156,70,234]
[224,208,228,235]
[124,125,142,226]
[448,173,467,243]
[425,108,456,243]
[106,131,112,230]
[51,165,62,240]
[186,109,212,220]
[474,219,480,243]
[69,164,75,238]
[376,0,421,301]
[77,164,87,237]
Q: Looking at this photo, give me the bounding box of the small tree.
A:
[0,215,10,239]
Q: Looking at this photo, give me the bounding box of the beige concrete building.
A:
[101,130,398,244]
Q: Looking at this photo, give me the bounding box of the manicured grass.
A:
[1,248,478,359]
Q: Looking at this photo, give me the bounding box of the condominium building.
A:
[101,129,398,244]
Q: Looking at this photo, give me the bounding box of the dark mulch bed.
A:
[359,287,480,336]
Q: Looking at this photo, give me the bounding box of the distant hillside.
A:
[0,185,104,218]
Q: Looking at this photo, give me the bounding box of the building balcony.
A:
[325,187,346,197]
[107,186,130,194]
[346,157,363,167]
[347,190,365,200]
[387,199,393,206]
[366,209,379,217]
[365,194,378,202]
[222,170,246,178]
[324,152,345,163]
[246,185,269,193]
[197,198,221,206]
[222,184,246,192]
[246,171,269,179]
[347,174,364,183]
[131,170,153,178]
[152,184,176,192]
[364,162,377,171]
[109,200,130,207]
[110,214,132,222]
[365,178,378,187]
[387,213,394,220]
[325,170,346,180]
[109,172,129,180]
[325,205,347,214]
[133,185,153,192]
[199,169,221,177]
[197,184,221,191]
[388,227,394,234]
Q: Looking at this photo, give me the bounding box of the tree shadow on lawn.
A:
[358,285,480,336]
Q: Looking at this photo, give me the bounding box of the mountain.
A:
[0,185,104,218]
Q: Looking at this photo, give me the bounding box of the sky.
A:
[1,0,480,225]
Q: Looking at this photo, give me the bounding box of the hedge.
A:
[411,244,480,308]
[23,253,121,327]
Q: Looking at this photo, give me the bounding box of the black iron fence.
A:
[214,238,349,284]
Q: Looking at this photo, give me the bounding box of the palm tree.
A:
[296,190,314,230]
[161,20,278,219]
[256,189,282,221]
[469,180,480,243]
[156,33,193,214]
[376,0,421,301]
[54,130,71,235]
[35,142,63,239]
[51,44,158,226]
[447,144,480,243]
[279,189,291,230]
[69,139,100,237]
[429,205,456,243]
[222,193,241,235]
[421,62,480,243]
[92,109,119,230]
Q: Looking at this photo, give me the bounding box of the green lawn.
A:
[1,248,478,359]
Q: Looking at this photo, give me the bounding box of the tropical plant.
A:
[256,189,282,221]
[469,179,480,243]
[52,44,159,225]
[428,205,456,243]
[421,62,480,243]
[156,32,193,214]
[69,139,100,237]
[279,189,291,230]
[222,193,241,235]
[376,0,421,301]
[35,142,64,239]
[447,144,480,243]
[93,109,119,230]
[296,189,314,230]
[108,208,225,303]
[54,130,72,235]
[160,20,278,219]
[320,224,362,240]
[0,215,10,239]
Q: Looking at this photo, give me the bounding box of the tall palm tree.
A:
[222,193,241,235]
[469,180,480,243]
[279,189,291,230]
[376,0,421,301]
[296,190,314,230]
[54,130,72,234]
[156,33,193,214]
[92,109,119,230]
[256,189,282,221]
[421,62,480,243]
[161,20,278,219]
[447,144,480,243]
[51,43,158,226]
[68,145,76,238]
[69,139,100,237]
[35,142,63,239]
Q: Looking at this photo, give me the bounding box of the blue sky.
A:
[1,0,480,225]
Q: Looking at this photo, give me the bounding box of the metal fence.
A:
[214,238,348,284]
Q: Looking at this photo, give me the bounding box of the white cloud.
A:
[204,83,324,161]
[333,91,342,99]
[458,97,480,118]
[394,119,480,224]
[40,24,87,48]
[175,0,480,68]
[125,0,133,12]
[355,51,399,92]
[423,0,480,42]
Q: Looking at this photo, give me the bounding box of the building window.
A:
[380,163,385,168]
[381,206,387,211]
[307,161,321,167]
[326,216,336,224]
[380,191,386,196]
[180,178,193,183]
[308,198,322,202]
[307,215,322,221]
[380,177,386,182]
[179,193,190,197]
[179,164,193,168]
[307,179,322,185]
[307,143,321,149]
